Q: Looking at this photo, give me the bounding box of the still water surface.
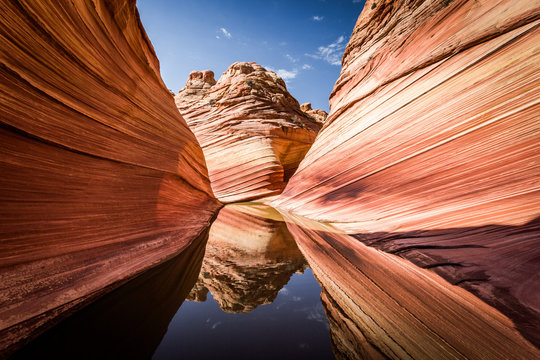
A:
[12,204,335,360]
[11,203,539,359]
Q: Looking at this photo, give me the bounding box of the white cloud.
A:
[266,66,298,80]
[285,54,298,63]
[279,41,287,46]
[312,15,324,21]
[302,64,313,70]
[215,35,220,39]
[219,27,232,39]
[276,69,298,80]
[305,35,346,66]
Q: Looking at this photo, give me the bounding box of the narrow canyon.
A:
[0,0,538,358]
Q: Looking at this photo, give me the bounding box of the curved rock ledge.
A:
[175,62,321,203]
[0,0,219,353]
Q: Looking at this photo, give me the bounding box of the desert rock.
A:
[176,62,321,203]
[0,0,219,353]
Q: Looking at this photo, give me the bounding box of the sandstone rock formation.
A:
[0,0,219,353]
[186,204,305,312]
[276,0,540,232]
[282,213,540,359]
[273,0,540,346]
[300,103,328,123]
[175,62,321,203]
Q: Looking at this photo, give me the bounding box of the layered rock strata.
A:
[282,213,540,359]
[175,62,321,203]
[274,0,540,346]
[0,0,219,353]
[186,204,305,312]
[276,0,540,232]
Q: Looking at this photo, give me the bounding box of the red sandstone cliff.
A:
[0,0,219,353]
[282,213,540,359]
[276,0,540,232]
[274,0,540,347]
[175,62,321,203]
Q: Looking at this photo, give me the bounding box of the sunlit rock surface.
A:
[0,0,219,353]
[273,0,540,347]
[300,102,328,123]
[175,62,321,203]
[282,213,540,359]
[276,0,540,232]
[186,204,305,312]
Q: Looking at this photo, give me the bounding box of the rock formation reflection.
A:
[281,212,540,360]
[187,204,306,313]
[10,228,210,359]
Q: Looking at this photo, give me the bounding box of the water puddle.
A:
[10,204,539,359]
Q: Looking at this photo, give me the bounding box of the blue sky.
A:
[137,0,366,112]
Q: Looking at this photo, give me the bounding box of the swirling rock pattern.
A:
[175,62,321,203]
[0,0,219,353]
[276,0,540,232]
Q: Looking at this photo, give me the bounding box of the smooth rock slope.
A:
[175,62,321,203]
[0,0,220,353]
[276,0,540,232]
[275,0,540,346]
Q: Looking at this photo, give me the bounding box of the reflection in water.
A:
[281,212,540,360]
[153,204,334,359]
[186,204,306,312]
[11,203,539,359]
[11,226,210,359]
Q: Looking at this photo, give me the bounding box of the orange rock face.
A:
[276,0,540,232]
[175,62,321,203]
[300,103,328,123]
[282,213,540,359]
[0,0,219,352]
[274,0,540,347]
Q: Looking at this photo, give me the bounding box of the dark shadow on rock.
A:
[8,227,211,360]
[352,216,540,347]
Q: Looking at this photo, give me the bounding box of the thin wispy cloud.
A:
[352,0,363,3]
[266,66,298,81]
[285,54,298,63]
[312,15,324,21]
[305,35,346,66]
[302,64,313,70]
[219,27,232,39]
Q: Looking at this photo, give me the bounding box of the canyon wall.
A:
[0,0,220,353]
[276,0,540,232]
[175,62,321,203]
[274,0,540,346]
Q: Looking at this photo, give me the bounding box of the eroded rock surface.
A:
[0,0,219,353]
[274,0,540,346]
[186,204,305,312]
[300,103,328,123]
[276,0,540,232]
[175,62,321,203]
